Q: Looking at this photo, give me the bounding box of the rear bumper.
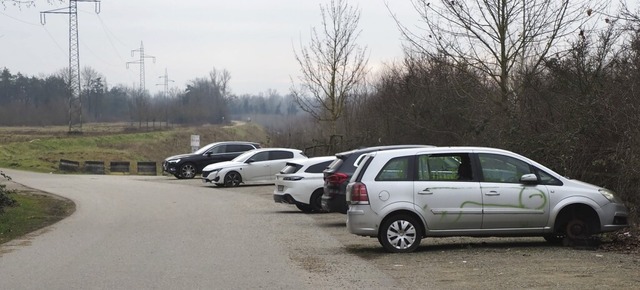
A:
[347,206,378,237]
[273,193,296,204]
[321,194,348,214]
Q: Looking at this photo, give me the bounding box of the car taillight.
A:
[349,182,369,204]
[327,172,349,185]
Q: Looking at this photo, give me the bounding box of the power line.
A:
[40,0,101,134]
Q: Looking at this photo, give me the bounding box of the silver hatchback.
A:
[346,147,629,253]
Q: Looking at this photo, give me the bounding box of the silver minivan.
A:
[346,147,629,253]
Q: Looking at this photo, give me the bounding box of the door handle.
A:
[418,188,433,195]
[485,191,500,196]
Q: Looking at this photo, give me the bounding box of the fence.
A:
[59,159,159,175]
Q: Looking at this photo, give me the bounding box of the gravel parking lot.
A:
[233,183,640,290]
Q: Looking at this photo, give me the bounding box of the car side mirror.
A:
[520,173,538,184]
[246,159,254,164]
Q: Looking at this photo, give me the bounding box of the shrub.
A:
[0,171,17,213]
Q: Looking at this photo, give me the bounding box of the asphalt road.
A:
[0,169,396,290]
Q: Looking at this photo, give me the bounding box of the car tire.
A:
[295,203,313,213]
[309,189,325,213]
[378,214,422,253]
[179,163,196,179]
[543,234,564,244]
[565,217,592,240]
[223,171,242,187]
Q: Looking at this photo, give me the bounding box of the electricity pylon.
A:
[41,0,101,134]
[126,41,155,92]
[157,68,175,97]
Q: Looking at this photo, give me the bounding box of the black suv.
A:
[321,145,432,213]
[162,141,260,179]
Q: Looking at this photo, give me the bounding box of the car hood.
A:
[566,178,602,190]
[164,153,197,161]
[203,160,244,171]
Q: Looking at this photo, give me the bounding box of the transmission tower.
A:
[156,68,175,97]
[41,0,101,134]
[126,41,155,92]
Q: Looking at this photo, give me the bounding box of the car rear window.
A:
[324,158,345,174]
[376,156,412,181]
[280,163,303,174]
[305,160,333,173]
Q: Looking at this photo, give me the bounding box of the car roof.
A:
[285,156,335,166]
[335,145,433,159]
[359,146,567,180]
[245,147,303,153]
[209,141,260,145]
[363,146,534,163]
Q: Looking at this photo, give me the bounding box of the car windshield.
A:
[193,143,216,155]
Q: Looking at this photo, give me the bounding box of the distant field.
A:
[0,122,269,174]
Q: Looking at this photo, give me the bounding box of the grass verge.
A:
[0,122,269,173]
[0,189,75,245]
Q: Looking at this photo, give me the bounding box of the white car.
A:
[273,156,335,213]
[202,148,307,187]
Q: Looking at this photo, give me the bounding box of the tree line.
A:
[0,67,300,127]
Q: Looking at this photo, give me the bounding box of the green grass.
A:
[0,122,269,173]
[0,191,75,244]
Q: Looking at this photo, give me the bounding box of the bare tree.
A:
[291,0,368,138]
[179,67,231,125]
[395,0,607,110]
[209,67,231,99]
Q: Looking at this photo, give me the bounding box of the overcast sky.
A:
[0,0,421,96]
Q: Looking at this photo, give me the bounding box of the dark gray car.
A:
[321,145,433,213]
[162,141,260,179]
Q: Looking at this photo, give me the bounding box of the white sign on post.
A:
[191,135,200,152]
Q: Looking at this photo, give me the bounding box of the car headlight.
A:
[167,159,181,163]
[202,169,219,178]
[599,188,619,202]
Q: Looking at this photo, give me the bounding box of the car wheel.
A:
[223,171,242,187]
[179,163,196,179]
[378,214,422,253]
[309,189,325,213]
[565,218,592,240]
[295,203,313,213]
[543,233,564,244]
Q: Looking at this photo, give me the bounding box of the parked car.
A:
[273,156,335,213]
[202,148,307,187]
[162,141,261,179]
[346,147,630,253]
[322,145,433,213]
